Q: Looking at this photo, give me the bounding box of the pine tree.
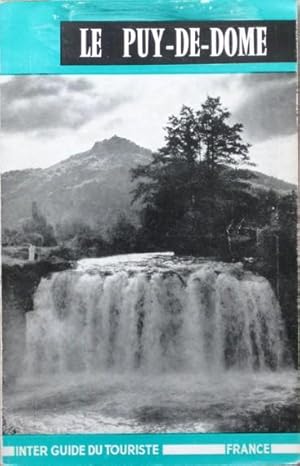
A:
[132,97,254,254]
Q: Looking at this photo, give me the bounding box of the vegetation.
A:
[132,97,256,256]
[130,97,297,361]
[3,201,56,247]
[2,96,297,362]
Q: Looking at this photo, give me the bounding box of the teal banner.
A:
[2,433,300,465]
[0,0,297,75]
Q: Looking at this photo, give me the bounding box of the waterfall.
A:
[25,254,288,377]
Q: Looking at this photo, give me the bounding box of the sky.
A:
[0,73,297,183]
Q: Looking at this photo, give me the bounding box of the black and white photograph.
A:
[1,73,298,434]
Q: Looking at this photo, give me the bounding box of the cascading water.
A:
[6,254,297,434]
[25,253,288,376]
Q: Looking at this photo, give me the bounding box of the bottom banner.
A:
[2,433,300,465]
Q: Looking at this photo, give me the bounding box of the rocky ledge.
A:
[2,258,72,383]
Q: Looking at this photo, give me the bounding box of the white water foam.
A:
[25,254,288,375]
[7,254,295,434]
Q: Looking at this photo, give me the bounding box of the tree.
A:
[22,201,57,246]
[56,220,94,242]
[108,214,137,254]
[56,220,110,258]
[131,97,254,254]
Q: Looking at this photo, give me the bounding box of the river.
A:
[4,253,298,433]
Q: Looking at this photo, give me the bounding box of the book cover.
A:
[0,0,298,464]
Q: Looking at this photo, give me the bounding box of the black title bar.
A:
[61,21,296,65]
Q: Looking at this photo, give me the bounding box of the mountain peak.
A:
[91,135,149,155]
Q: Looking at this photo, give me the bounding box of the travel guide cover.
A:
[0,0,299,464]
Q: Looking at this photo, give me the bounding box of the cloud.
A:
[66,78,94,93]
[103,117,124,130]
[235,74,297,143]
[1,76,131,133]
[1,74,296,184]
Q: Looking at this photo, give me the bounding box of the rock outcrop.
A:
[2,259,71,383]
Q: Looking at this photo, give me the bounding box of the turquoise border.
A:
[0,0,297,75]
[3,433,300,465]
